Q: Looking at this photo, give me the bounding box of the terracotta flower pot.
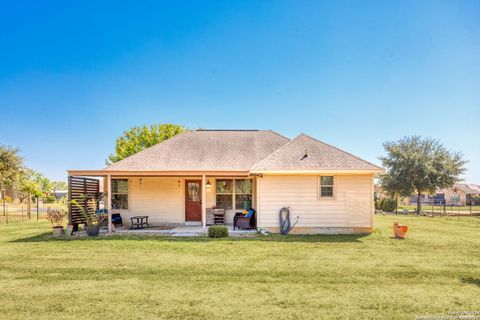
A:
[393,222,408,239]
[52,226,64,237]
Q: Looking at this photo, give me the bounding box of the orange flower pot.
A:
[393,222,408,239]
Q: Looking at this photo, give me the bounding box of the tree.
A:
[106,124,186,164]
[51,181,68,191]
[378,174,411,213]
[0,144,23,192]
[16,169,43,201]
[379,136,466,215]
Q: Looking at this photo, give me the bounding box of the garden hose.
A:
[279,207,298,235]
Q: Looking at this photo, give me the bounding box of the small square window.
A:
[319,176,334,198]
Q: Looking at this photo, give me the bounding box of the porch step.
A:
[172,232,201,237]
[185,221,202,226]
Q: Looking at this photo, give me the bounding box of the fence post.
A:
[36,198,39,220]
[28,193,31,219]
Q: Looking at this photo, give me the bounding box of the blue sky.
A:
[0,0,479,182]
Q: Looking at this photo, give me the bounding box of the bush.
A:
[208,226,229,238]
[379,198,397,212]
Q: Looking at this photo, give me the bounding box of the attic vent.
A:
[301,149,308,160]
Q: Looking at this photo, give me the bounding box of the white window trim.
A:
[318,176,335,200]
[111,178,129,210]
[234,179,253,210]
[215,178,253,210]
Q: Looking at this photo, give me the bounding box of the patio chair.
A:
[102,213,123,227]
[233,209,256,230]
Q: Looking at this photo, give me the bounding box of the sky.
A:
[0,0,479,182]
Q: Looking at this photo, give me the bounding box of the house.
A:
[67,130,383,234]
[437,183,480,206]
[52,190,68,201]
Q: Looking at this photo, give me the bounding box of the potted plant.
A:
[71,195,107,237]
[46,208,66,237]
[393,221,408,239]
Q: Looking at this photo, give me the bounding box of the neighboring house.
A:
[68,130,383,234]
[408,183,480,206]
[52,190,68,200]
[437,183,480,205]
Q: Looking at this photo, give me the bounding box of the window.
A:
[235,179,252,209]
[319,176,334,198]
[216,179,233,209]
[111,179,128,209]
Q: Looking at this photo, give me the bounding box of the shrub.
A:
[46,208,66,227]
[380,198,397,212]
[208,226,229,238]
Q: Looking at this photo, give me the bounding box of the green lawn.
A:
[0,216,479,320]
[398,204,480,213]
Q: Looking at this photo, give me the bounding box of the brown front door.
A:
[185,180,202,221]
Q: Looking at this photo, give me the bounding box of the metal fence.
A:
[0,199,68,224]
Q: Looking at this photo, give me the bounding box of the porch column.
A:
[107,174,112,234]
[202,174,206,229]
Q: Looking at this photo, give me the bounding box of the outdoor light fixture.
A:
[206,180,211,188]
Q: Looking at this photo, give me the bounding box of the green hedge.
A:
[379,198,397,212]
[208,226,229,238]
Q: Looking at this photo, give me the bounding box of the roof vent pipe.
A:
[301,149,308,160]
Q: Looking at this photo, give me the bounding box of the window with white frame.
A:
[216,179,233,209]
[111,179,128,209]
[215,178,253,210]
[319,176,334,198]
[235,179,252,210]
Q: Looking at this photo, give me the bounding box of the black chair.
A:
[103,213,123,226]
[234,209,256,230]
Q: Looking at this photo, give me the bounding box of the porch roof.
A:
[67,169,251,177]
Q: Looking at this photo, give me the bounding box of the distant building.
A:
[52,190,68,200]
[409,183,480,206]
[438,184,480,205]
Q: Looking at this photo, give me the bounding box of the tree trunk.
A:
[417,191,422,215]
[395,197,398,214]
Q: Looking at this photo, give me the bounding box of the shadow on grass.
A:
[11,232,370,243]
[461,277,480,287]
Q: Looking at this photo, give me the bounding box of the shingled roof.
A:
[250,134,382,172]
[103,130,381,173]
[105,130,289,171]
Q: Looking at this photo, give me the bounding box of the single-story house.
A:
[67,130,383,234]
[437,183,480,206]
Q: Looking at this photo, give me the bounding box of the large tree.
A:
[379,136,466,215]
[51,181,68,191]
[378,174,411,213]
[0,144,23,193]
[107,124,186,164]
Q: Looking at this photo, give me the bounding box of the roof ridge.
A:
[265,130,291,142]
[195,129,260,131]
[249,134,301,170]
[104,130,192,170]
[298,133,383,170]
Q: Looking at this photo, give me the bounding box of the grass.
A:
[0,216,479,320]
[398,204,480,212]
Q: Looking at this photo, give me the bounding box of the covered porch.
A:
[67,170,258,234]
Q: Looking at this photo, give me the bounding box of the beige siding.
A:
[116,177,185,224]
[257,175,374,228]
[108,176,254,226]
